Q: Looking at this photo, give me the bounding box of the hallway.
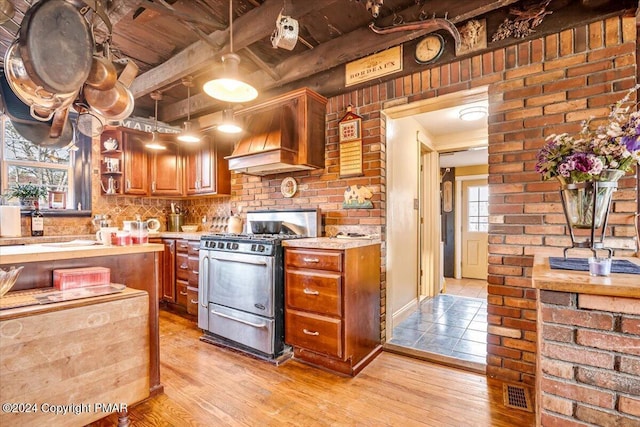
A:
[387,278,488,370]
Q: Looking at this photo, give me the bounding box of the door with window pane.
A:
[461,179,488,280]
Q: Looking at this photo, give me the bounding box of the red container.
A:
[53,267,111,290]
[112,231,132,246]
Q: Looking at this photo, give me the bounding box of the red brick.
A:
[541,377,615,408]
[576,330,640,356]
[503,317,536,332]
[542,394,574,416]
[488,285,524,297]
[575,404,640,426]
[544,305,615,327]
[541,357,575,379]
[487,344,521,360]
[619,396,640,417]
[542,342,615,369]
[542,324,575,343]
[576,366,640,395]
[504,337,537,352]
[540,412,584,427]
[621,317,640,336]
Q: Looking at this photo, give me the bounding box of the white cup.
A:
[96,227,118,245]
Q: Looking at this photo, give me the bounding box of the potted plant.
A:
[6,183,49,209]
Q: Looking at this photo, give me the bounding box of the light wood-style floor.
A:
[93,310,534,427]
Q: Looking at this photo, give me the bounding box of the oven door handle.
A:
[199,254,209,308]
[212,257,269,267]
[211,310,267,329]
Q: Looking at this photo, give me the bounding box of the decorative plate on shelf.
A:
[281,177,297,198]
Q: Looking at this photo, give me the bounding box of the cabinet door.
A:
[161,239,176,302]
[184,140,231,195]
[122,131,149,196]
[150,142,183,196]
[184,147,202,195]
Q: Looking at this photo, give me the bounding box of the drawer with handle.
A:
[186,286,198,316]
[285,249,342,272]
[285,309,342,358]
[176,239,190,253]
[285,270,342,316]
[176,280,188,307]
[176,252,190,280]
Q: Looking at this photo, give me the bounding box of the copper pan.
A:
[85,55,117,91]
[84,81,134,122]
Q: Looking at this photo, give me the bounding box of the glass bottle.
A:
[31,200,44,236]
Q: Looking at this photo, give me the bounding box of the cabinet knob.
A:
[151,181,156,192]
[303,329,320,336]
[180,263,189,269]
[126,179,131,191]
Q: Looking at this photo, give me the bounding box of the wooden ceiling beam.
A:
[162,0,520,123]
[130,0,339,99]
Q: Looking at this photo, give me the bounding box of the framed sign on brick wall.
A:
[339,107,363,177]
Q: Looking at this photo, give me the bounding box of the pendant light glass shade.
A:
[203,1,258,103]
[217,108,242,134]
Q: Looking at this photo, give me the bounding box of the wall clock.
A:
[415,33,444,64]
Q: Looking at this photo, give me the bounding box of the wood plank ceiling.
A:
[0,0,636,128]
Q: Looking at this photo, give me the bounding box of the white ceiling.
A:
[413,100,489,168]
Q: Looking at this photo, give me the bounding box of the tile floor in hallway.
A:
[389,278,488,365]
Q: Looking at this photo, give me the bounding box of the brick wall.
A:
[538,290,640,425]
[232,15,638,384]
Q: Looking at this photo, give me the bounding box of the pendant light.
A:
[145,91,167,150]
[217,107,242,134]
[177,76,201,143]
[203,0,258,103]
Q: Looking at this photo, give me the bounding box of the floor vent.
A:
[503,383,533,412]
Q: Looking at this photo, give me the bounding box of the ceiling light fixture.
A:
[217,108,242,134]
[458,105,488,121]
[177,76,201,143]
[203,0,258,103]
[145,91,167,150]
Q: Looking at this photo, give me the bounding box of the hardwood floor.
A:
[94,310,534,427]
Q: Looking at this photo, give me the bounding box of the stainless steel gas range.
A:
[197,209,320,360]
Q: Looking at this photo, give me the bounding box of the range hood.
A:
[225,87,328,176]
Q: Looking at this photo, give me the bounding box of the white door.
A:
[461,179,488,280]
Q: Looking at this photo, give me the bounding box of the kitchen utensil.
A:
[0,0,15,25]
[181,225,199,233]
[75,103,105,137]
[11,116,74,148]
[19,0,93,94]
[168,213,184,232]
[130,221,149,244]
[112,230,132,246]
[0,266,24,297]
[84,80,135,121]
[4,41,77,121]
[100,176,119,194]
[85,55,117,91]
[250,220,282,234]
[103,137,118,151]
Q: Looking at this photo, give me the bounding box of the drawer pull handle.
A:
[303,257,320,263]
[179,291,188,296]
[180,244,188,248]
[303,329,319,336]
[180,263,189,269]
[303,288,319,295]
[190,299,198,304]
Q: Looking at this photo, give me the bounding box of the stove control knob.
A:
[218,242,225,249]
[226,242,232,250]
[257,245,265,252]
[232,243,239,250]
[251,244,257,252]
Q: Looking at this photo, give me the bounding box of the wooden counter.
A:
[0,242,164,397]
[532,255,640,297]
[283,237,381,250]
[0,288,149,427]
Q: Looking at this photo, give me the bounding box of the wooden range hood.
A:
[225,88,328,176]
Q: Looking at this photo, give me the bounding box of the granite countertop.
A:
[532,255,640,298]
[0,242,164,264]
[283,237,381,250]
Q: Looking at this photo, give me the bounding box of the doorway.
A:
[383,88,489,372]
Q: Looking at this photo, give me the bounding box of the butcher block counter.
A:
[532,255,640,426]
[0,242,164,397]
[282,236,381,250]
[0,288,149,427]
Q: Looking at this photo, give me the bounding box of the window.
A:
[1,115,91,213]
[467,185,488,232]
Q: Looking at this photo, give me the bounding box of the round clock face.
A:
[415,34,444,64]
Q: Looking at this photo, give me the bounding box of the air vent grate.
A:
[503,383,533,412]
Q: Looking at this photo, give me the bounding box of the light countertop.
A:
[283,237,381,250]
[0,242,164,264]
[532,255,640,298]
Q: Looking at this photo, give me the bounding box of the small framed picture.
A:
[339,118,361,142]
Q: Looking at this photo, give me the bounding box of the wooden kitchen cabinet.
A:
[175,239,190,308]
[150,140,183,196]
[121,128,149,196]
[184,138,232,195]
[152,237,176,303]
[284,243,381,376]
